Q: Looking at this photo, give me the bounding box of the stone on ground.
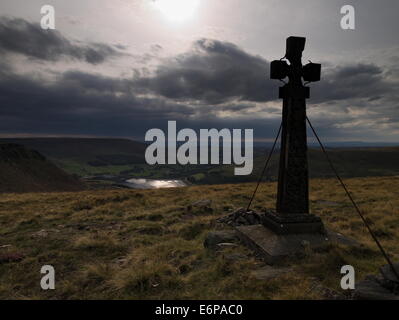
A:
[354,275,399,300]
[187,199,213,214]
[217,208,261,226]
[354,262,399,300]
[204,230,239,250]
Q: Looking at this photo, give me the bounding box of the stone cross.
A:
[264,36,323,234]
[235,42,356,262]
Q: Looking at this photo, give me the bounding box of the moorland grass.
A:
[0,176,398,299]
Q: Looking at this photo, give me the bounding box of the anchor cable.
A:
[246,122,282,212]
[306,116,399,281]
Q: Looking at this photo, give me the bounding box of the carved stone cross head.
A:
[270,36,321,86]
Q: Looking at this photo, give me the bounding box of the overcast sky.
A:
[0,0,398,142]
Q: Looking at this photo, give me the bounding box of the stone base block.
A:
[236,224,358,264]
[260,211,325,235]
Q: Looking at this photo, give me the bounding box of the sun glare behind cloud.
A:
[152,0,200,23]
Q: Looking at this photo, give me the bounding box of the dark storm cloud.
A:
[1,32,399,140]
[0,63,283,139]
[133,39,399,110]
[0,67,195,137]
[61,71,132,93]
[133,39,274,104]
[312,63,396,103]
[0,17,121,64]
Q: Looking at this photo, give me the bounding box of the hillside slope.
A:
[0,138,147,164]
[0,144,85,193]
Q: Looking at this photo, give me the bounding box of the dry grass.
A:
[0,176,398,300]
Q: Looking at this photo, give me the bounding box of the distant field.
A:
[0,176,398,299]
[49,146,399,184]
[151,147,399,185]
[2,138,399,184]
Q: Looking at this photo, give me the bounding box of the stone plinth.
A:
[261,210,324,235]
[236,224,357,264]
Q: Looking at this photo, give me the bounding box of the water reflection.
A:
[125,178,186,189]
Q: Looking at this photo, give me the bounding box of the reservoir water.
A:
[124,178,187,189]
